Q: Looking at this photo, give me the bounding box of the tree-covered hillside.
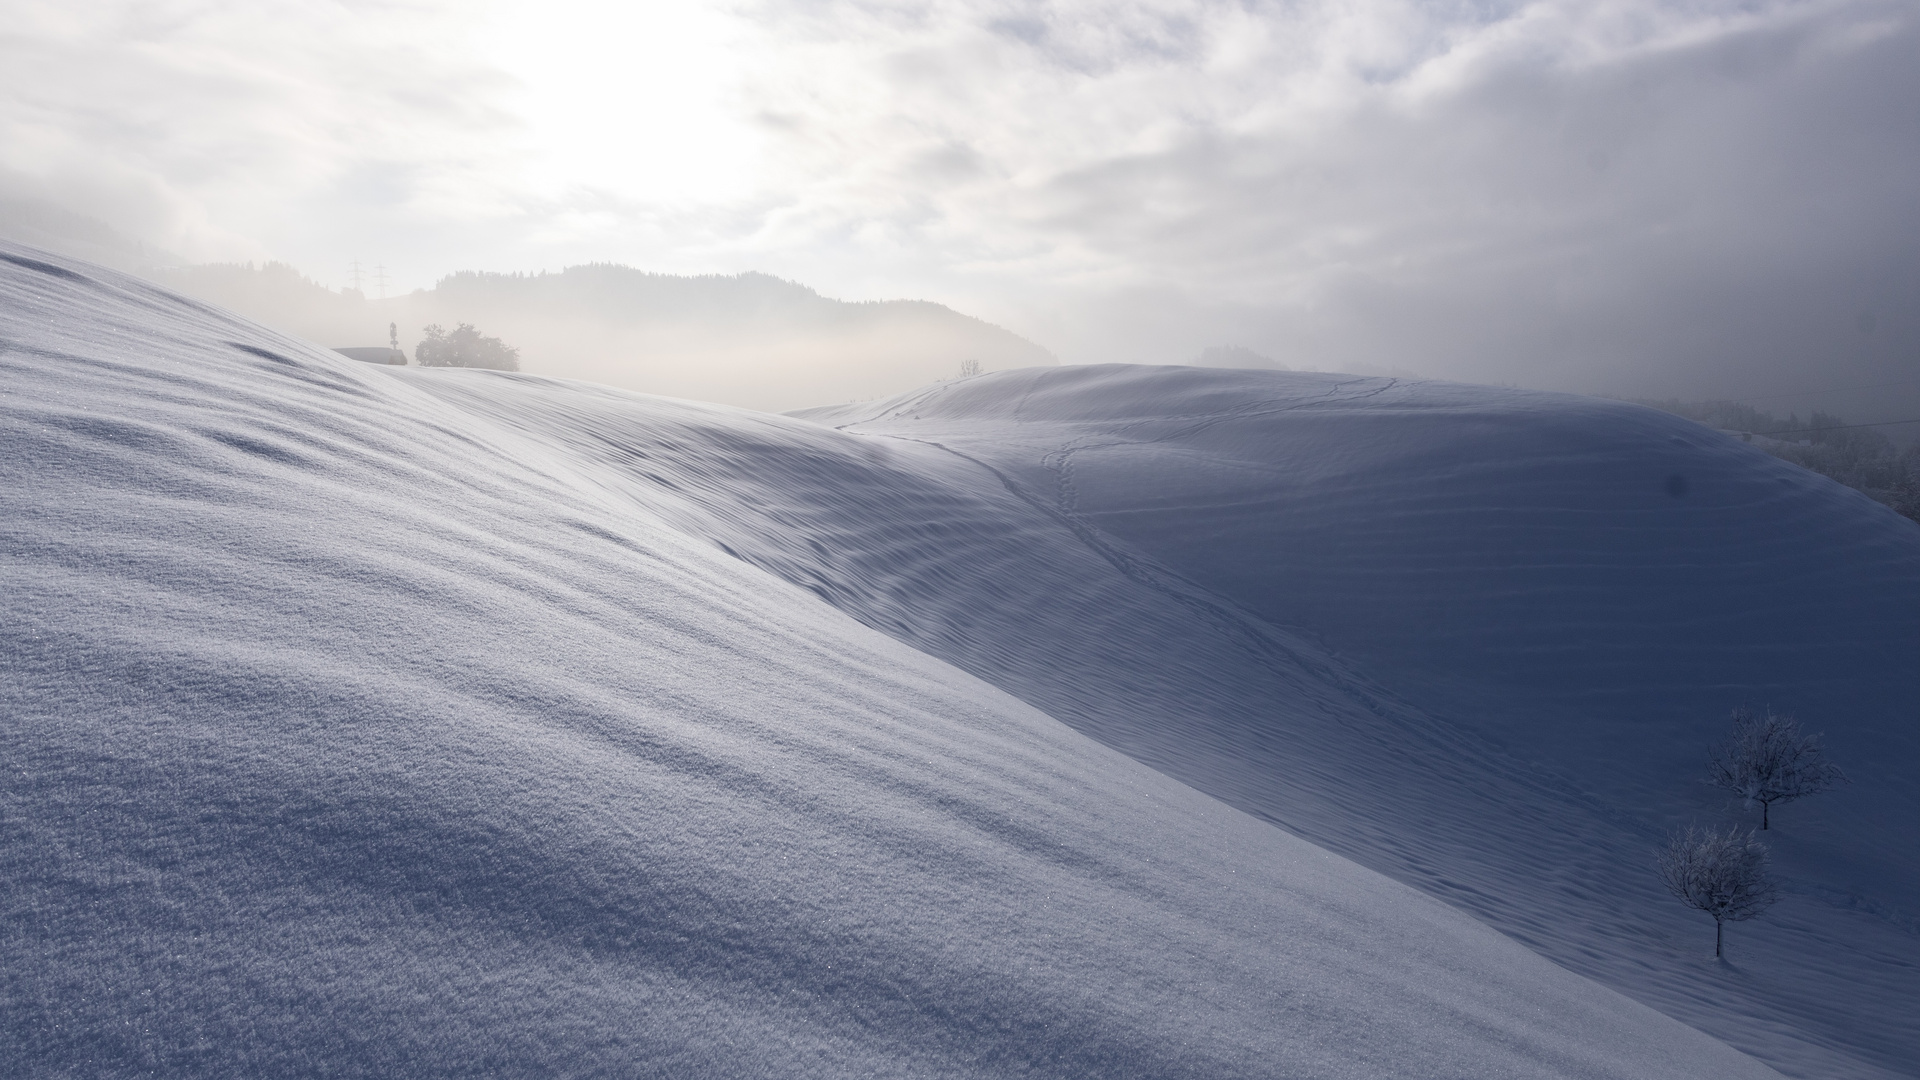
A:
[1639,399,1920,522]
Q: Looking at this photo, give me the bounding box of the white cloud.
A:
[2,0,1916,414]
[0,0,518,267]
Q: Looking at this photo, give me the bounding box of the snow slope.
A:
[787,368,1920,1078]
[408,356,1920,1078]
[0,246,1789,1076]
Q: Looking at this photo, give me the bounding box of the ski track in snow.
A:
[3,241,1912,1077]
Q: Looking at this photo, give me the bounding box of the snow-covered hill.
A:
[0,241,1898,1077]
[420,356,1920,1077]
[790,369,1920,1078]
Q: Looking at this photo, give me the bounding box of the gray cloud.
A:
[2,0,1915,424]
[748,0,1920,421]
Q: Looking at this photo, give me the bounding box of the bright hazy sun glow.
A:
[2,0,1917,419]
[480,3,764,210]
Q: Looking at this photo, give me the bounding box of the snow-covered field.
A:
[2,242,1912,1076]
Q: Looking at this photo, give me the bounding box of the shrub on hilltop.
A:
[417,323,520,372]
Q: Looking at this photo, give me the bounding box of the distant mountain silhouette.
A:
[1192,344,1286,370]
[146,261,1056,412]
[0,197,185,273]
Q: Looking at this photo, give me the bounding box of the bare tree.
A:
[1658,826,1778,958]
[1707,708,1845,829]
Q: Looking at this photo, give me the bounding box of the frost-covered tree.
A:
[1657,826,1778,958]
[958,357,983,378]
[1707,708,1845,829]
[416,323,520,371]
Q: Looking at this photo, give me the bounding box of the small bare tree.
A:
[1658,826,1778,958]
[1707,708,1845,829]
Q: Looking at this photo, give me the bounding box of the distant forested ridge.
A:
[146,261,1056,412]
[1639,399,1920,522]
[433,265,979,328]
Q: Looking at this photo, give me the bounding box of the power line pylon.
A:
[348,259,364,293]
[373,263,390,300]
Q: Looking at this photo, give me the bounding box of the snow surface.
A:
[0,241,1879,1077]
[789,369,1920,1079]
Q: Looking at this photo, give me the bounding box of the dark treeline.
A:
[1639,399,1920,523]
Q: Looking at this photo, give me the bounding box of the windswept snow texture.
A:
[783,370,1920,1079]
[437,366,1920,1078]
[0,247,1789,1077]
[414,362,1920,1079]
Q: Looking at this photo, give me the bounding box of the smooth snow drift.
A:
[0,242,1880,1077]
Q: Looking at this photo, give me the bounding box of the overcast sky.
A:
[4,0,1917,418]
